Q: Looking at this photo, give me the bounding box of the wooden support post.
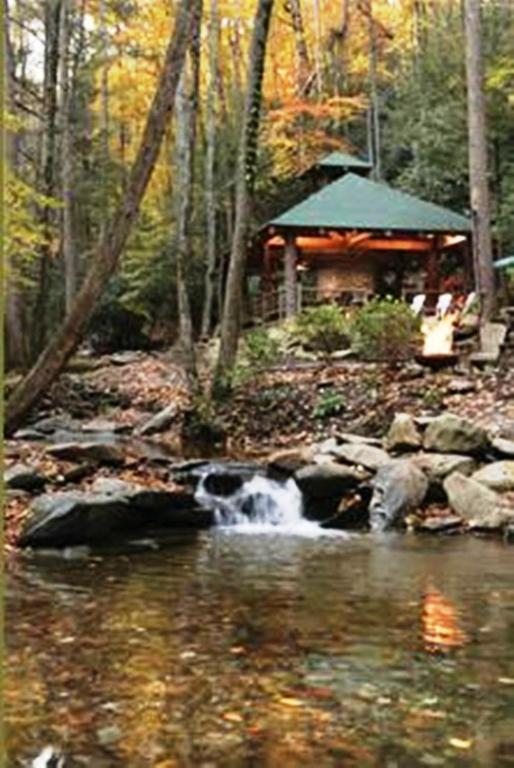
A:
[284,233,298,318]
[425,236,441,307]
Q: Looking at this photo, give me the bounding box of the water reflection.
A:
[6,534,514,766]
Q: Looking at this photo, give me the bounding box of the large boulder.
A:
[295,461,367,499]
[471,462,514,493]
[19,481,208,548]
[384,414,422,452]
[267,447,314,476]
[443,473,514,531]
[5,463,46,492]
[423,414,490,455]
[330,443,391,472]
[369,460,429,532]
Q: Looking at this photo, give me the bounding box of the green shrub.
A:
[313,388,346,419]
[244,328,280,369]
[350,297,421,362]
[292,304,350,355]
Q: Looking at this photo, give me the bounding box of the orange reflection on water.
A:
[422,586,468,652]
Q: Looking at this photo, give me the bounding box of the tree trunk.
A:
[4,0,28,369]
[99,0,110,233]
[313,0,323,96]
[367,0,381,180]
[174,0,202,380]
[287,0,311,97]
[31,0,63,358]
[60,0,77,315]
[201,0,219,338]
[214,0,274,388]
[5,0,198,435]
[464,0,495,319]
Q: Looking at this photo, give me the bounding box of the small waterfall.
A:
[195,469,344,536]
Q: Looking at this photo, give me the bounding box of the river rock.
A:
[411,452,476,482]
[20,481,208,548]
[81,418,126,434]
[46,441,125,466]
[423,414,490,455]
[337,432,382,447]
[443,473,514,530]
[5,463,46,492]
[384,414,422,452]
[492,437,514,459]
[267,447,313,475]
[369,460,429,531]
[295,461,367,498]
[330,443,391,472]
[471,462,514,493]
[137,404,178,436]
[418,515,463,533]
[30,414,79,435]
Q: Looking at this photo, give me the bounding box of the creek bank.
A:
[5,408,514,550]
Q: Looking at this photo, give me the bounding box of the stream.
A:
[6,529,514,767]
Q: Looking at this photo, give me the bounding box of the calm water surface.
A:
[6,532,514,767]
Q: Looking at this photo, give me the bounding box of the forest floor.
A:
[5,348,514,558]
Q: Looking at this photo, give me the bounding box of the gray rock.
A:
[331,443,391,471]
[384,414,422,452]
[492,437,514,459]
[137,404,178,436]
[337,432,382,447]
[295,461,367,499]
[446,379,476,395]
[411,452,476,482]
[5,463,46,491]
[471,461,514,493]
[30,415,79,434]
[267,447,314,475]
[46,441,125,466]
[418,515,463,533]
[110,350,144,365]
[81,418,125,433]
[369,460,429,531]
[20,481,206,548]
[423,414,490,455]
[443,473,514,530]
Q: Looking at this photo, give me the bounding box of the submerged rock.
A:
[423,414,490,455]
[471,461,514,493]
[384,414,422,452]
[369,460,429,532]
[443,473,514,531]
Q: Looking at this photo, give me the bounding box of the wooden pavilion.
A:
[248,155,473,321]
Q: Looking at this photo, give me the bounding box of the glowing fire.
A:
[422,586,467,651]
[421,314,457,356]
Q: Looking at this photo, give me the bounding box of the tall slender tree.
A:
[6,0,199,435]
[464,0,495,318]
[201,0,219,338]
[214,0,275,387]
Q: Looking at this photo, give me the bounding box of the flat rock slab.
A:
[330,443,391,471]
[137,404,179,436]
[267,447,314,475]
[418,515,463,533]
[411,452,476,482]
[5,463,46,492]
[46,441,125,466]
[336,433,382,447]
[20,482,209,548]
[472,461,514,493]
[423,414,490,455]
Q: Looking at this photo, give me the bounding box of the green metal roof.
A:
[268,173,471,233]
[317,152,372,170]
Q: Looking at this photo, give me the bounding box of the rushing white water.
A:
[195,471,345,537]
